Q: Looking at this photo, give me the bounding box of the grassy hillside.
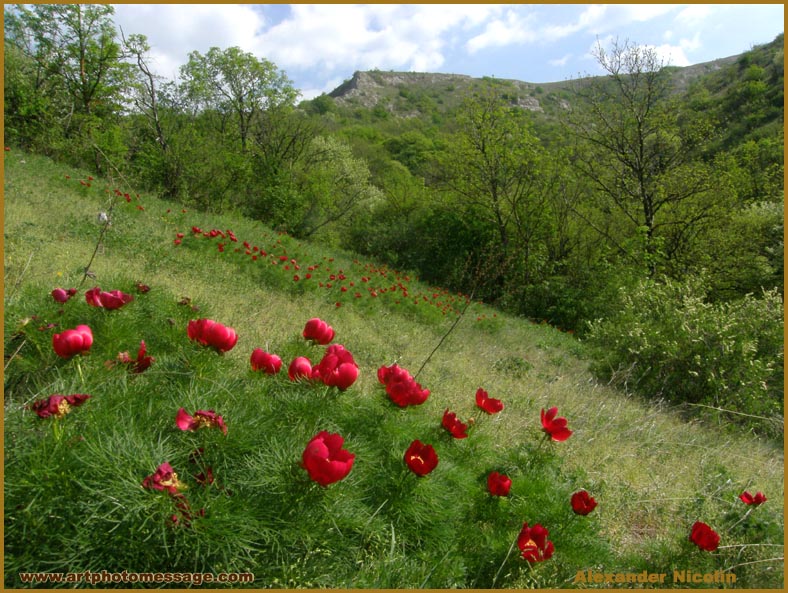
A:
[3,149,784,588]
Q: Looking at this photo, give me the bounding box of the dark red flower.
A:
[487,471,512,496]
[116,340,154,373]
[175,408,228,435]
[85,287,134,310]
[311,344,359,390]
[142,462,186,495]
[51,287,77,303]
[475,388,504,414]
[377,364,430,407]
[52,324,93,358]
[30,394,90,418]
[136,282,150,293]
[250,349,282,374]
[571,490,597,515]
[518,523,554,562]
[541,407,572,442]
[739,491,767,506]
[689,521,720,551]
[302,318,335,345]
[288,356,313,381]
[442,409,469,439]
[187,319,238,353]
[302,431,355,486]
[404,440,439,476]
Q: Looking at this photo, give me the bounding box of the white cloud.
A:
[675,4,713,27]
[548,54,572,67]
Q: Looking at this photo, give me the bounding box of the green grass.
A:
[4,149,784,588]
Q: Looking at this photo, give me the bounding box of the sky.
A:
[111,4,785,101]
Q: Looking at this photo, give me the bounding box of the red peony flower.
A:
[487,471,512,497]
[288,356,313,381]
[739,491,767,506]
[51,287,77,303]
[142,462,186,495]
[85,286,134,310]
[689,521,720,551]
[187,319,238,353]
[518,523,554,562]
[571,490,597,515]
[301,431,355,487]
[311,344,359,390]
[175,408,228,435]
[377,363,430,407]
[30,394,90,418]
[404,440,439,476]
[250,349,283,374]
[541,407,572,442]
[442,409,469,439]
[116,340,154,373]
[302,317,335,345]
[475,388,504,414]
[52,324,93,358]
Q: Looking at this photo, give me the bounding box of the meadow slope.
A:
[3,150,784,588]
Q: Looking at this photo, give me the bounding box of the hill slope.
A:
[3,150,784,587]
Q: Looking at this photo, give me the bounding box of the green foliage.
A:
[586,274,784,436]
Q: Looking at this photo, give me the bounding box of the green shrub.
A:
[586,274,783,436]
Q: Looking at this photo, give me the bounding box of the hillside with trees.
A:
[4,5,783,433]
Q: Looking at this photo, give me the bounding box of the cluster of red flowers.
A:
[377,364,430,407]
[187,318,238,353]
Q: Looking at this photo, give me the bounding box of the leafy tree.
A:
[179,46,299,151]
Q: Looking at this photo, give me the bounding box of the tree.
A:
[565,39,721,275]
[179,47,299,151]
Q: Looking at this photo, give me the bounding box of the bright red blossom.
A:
[30,394,90,418]
[517,523,554,562]
[377,364,430,407]
[187,319,238,353]
[51,287,77,303]
[689,521,720,551]
[288,356,313,381]
[487,471,512,497]
[250,349,283,374]
[85,287,134,310]
[311,344,359,390]
[541,407,573,442]
[142,462,187,495]
[475,388,504,414]
[52,324,93,358]
[302,431,355,487]
[571,490,598,515]
[404,440,439,476]
[303,318,335,345]
[175,408,228,435]
[739,491,767,506]
[442,409,469,439]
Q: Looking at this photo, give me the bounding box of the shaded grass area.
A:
[4,150,784,588]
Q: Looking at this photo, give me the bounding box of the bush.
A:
[586,274,784,436]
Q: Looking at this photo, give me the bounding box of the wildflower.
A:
[487,471,512,497]
[115,340,154,373]
[689,521,720,551]
[175,408,228,435]
[288,356,313,381]
[541,406,572,442]
[517,523,554,562]
[85,287,134,310]
[250,349,282,374]
[475,388,504,414]
[301,431,355,487]
[30,394,90,418]
[571,490,597,515]
[142,462,186,495]
[404,440,439,476]
[187,319,238,353]
[51,287,77,303]
[52,324,93,358]
[377,364,430,407]
[442,409,469,439]
[311,344,359,390]
[302,318,335,345]
[135,282,150,293]
[739,491,767,506]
